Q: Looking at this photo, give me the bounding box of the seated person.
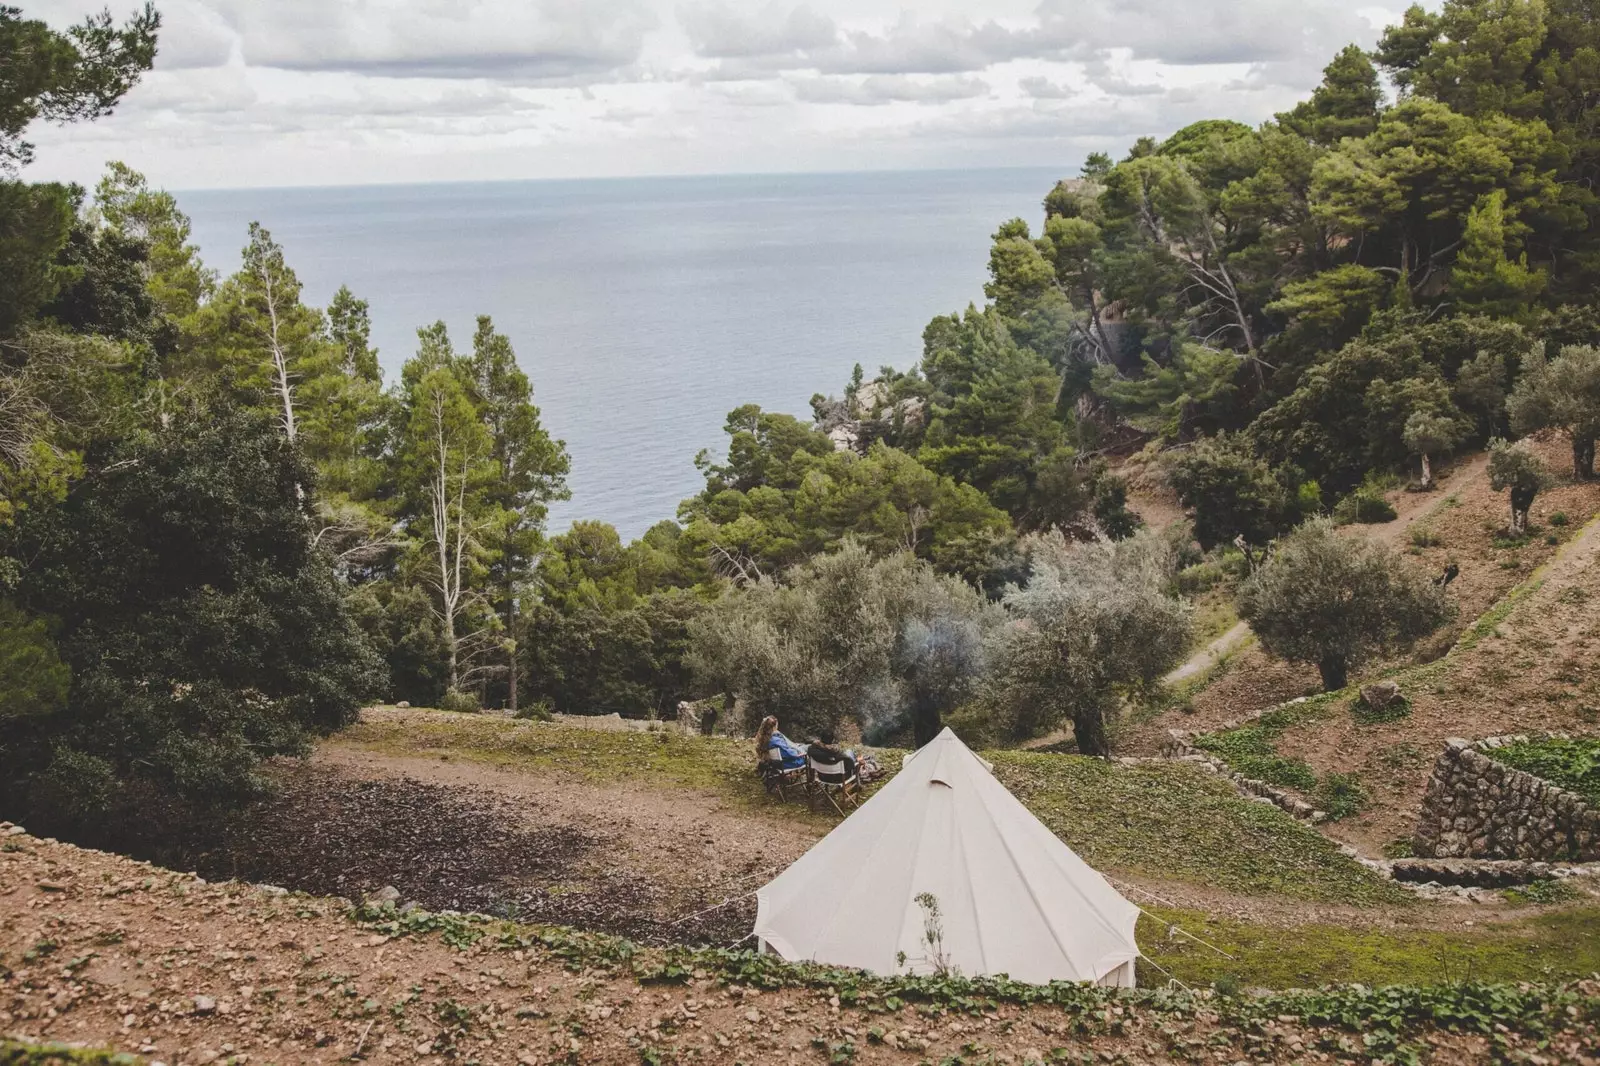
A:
[806,728,857,783]
[755,715,806,771]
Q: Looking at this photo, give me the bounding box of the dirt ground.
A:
[5,827,1596,1066]
[134,743,820,951]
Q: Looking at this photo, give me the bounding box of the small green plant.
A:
[1211,974,1242,998]
[514,697,555,722]
[438,688,481,714]
[1408,527,1443,548]
[1314,773,1370,821]
[1550,511,1570,527]
[1504,879,1579,905]
[913,892,955,977]
[1381,838,1416,859]
[1333,488,1398,525]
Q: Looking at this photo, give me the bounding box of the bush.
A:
[438,688,481,714]
[1333,487,1397,525]
[513,697,554,722]
[1550,511,1570,527]
[1174,550,1246,595]
[1165,432,1303,549]
[1407,527,1442,548]
[0,406,382,823]
[1314,773,1370,821]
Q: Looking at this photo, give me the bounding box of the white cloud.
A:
[18,0,1413,188]
[790,74,989,105]
[204,0,658,82]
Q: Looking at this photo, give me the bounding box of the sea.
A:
[179,167,1063,540]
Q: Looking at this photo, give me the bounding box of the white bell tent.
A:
[752,727,1141,986]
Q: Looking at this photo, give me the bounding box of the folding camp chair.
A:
[806,754,861,815]
[759,747,808,802]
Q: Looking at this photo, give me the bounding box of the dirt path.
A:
[1160,453,1490,687]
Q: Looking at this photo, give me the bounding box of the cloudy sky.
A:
[26,0,1410,190]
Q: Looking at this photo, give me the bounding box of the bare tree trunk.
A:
[1510,485,1536,535]
[505,581,518,715]
[1318,655,1349,692]
[1420,451,1433,490]
[430,391,465,693]
[1574,435,1595,480]
[255,258,297,443]
[1072,707,1110,758]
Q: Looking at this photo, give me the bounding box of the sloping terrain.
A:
[5,824,1600,1065]
[1136,434,1600,857]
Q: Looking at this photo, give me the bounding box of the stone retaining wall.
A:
[1413,734,1600,862]
[1162,730,1329,824]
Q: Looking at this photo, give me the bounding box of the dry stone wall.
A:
[1414,735,1600,862]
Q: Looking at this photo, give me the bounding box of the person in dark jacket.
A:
[807,727,857,782]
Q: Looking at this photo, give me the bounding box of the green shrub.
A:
[1175,550,1246,595]
[1407,527,1442,548]
[514,697,554,722]
[1491,737,1600,803]
[1333,488,1397,525]
[1550,511,1570,527]
[438,688,481,714]
[1314,773,1370,821]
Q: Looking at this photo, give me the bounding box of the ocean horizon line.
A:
[171,162,1067,197]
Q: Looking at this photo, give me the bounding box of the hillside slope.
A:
[5,825,1600,1065]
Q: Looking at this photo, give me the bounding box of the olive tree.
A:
[1507,345,1600,480]
[1402,410,1469,490]
[1487,437,1550,535]
[1236,519,1451,692]
[984,530,1191,756]
[688,541,996,744]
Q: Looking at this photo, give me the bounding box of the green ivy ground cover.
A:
[1490,736,1600,803]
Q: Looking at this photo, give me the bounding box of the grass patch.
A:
[1194,727,1318,788]
[0,1042,140,1065]
[990,753,1405,904]
[1140,904,1600,989]
[1312,772,1370,821]
[1504,879,1581,906]
[1191,696,1342,788]
[346,713,1404,904]
[1490,736,1600,804]
[1408,526,1443,548]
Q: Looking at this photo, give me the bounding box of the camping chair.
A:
[806,754,861,815]
[759,747,808,802]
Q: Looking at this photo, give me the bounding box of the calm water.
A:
[180,168,1061,539]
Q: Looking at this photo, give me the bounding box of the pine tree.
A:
[1452,190,1545,316]
[465,316,568,712]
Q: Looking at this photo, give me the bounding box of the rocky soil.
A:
[5,826,1598,1065]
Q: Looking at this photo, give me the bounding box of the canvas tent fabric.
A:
[753,728,1141,987]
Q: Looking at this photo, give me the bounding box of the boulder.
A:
[1360,680,1402,709]
[366,885,401,906]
